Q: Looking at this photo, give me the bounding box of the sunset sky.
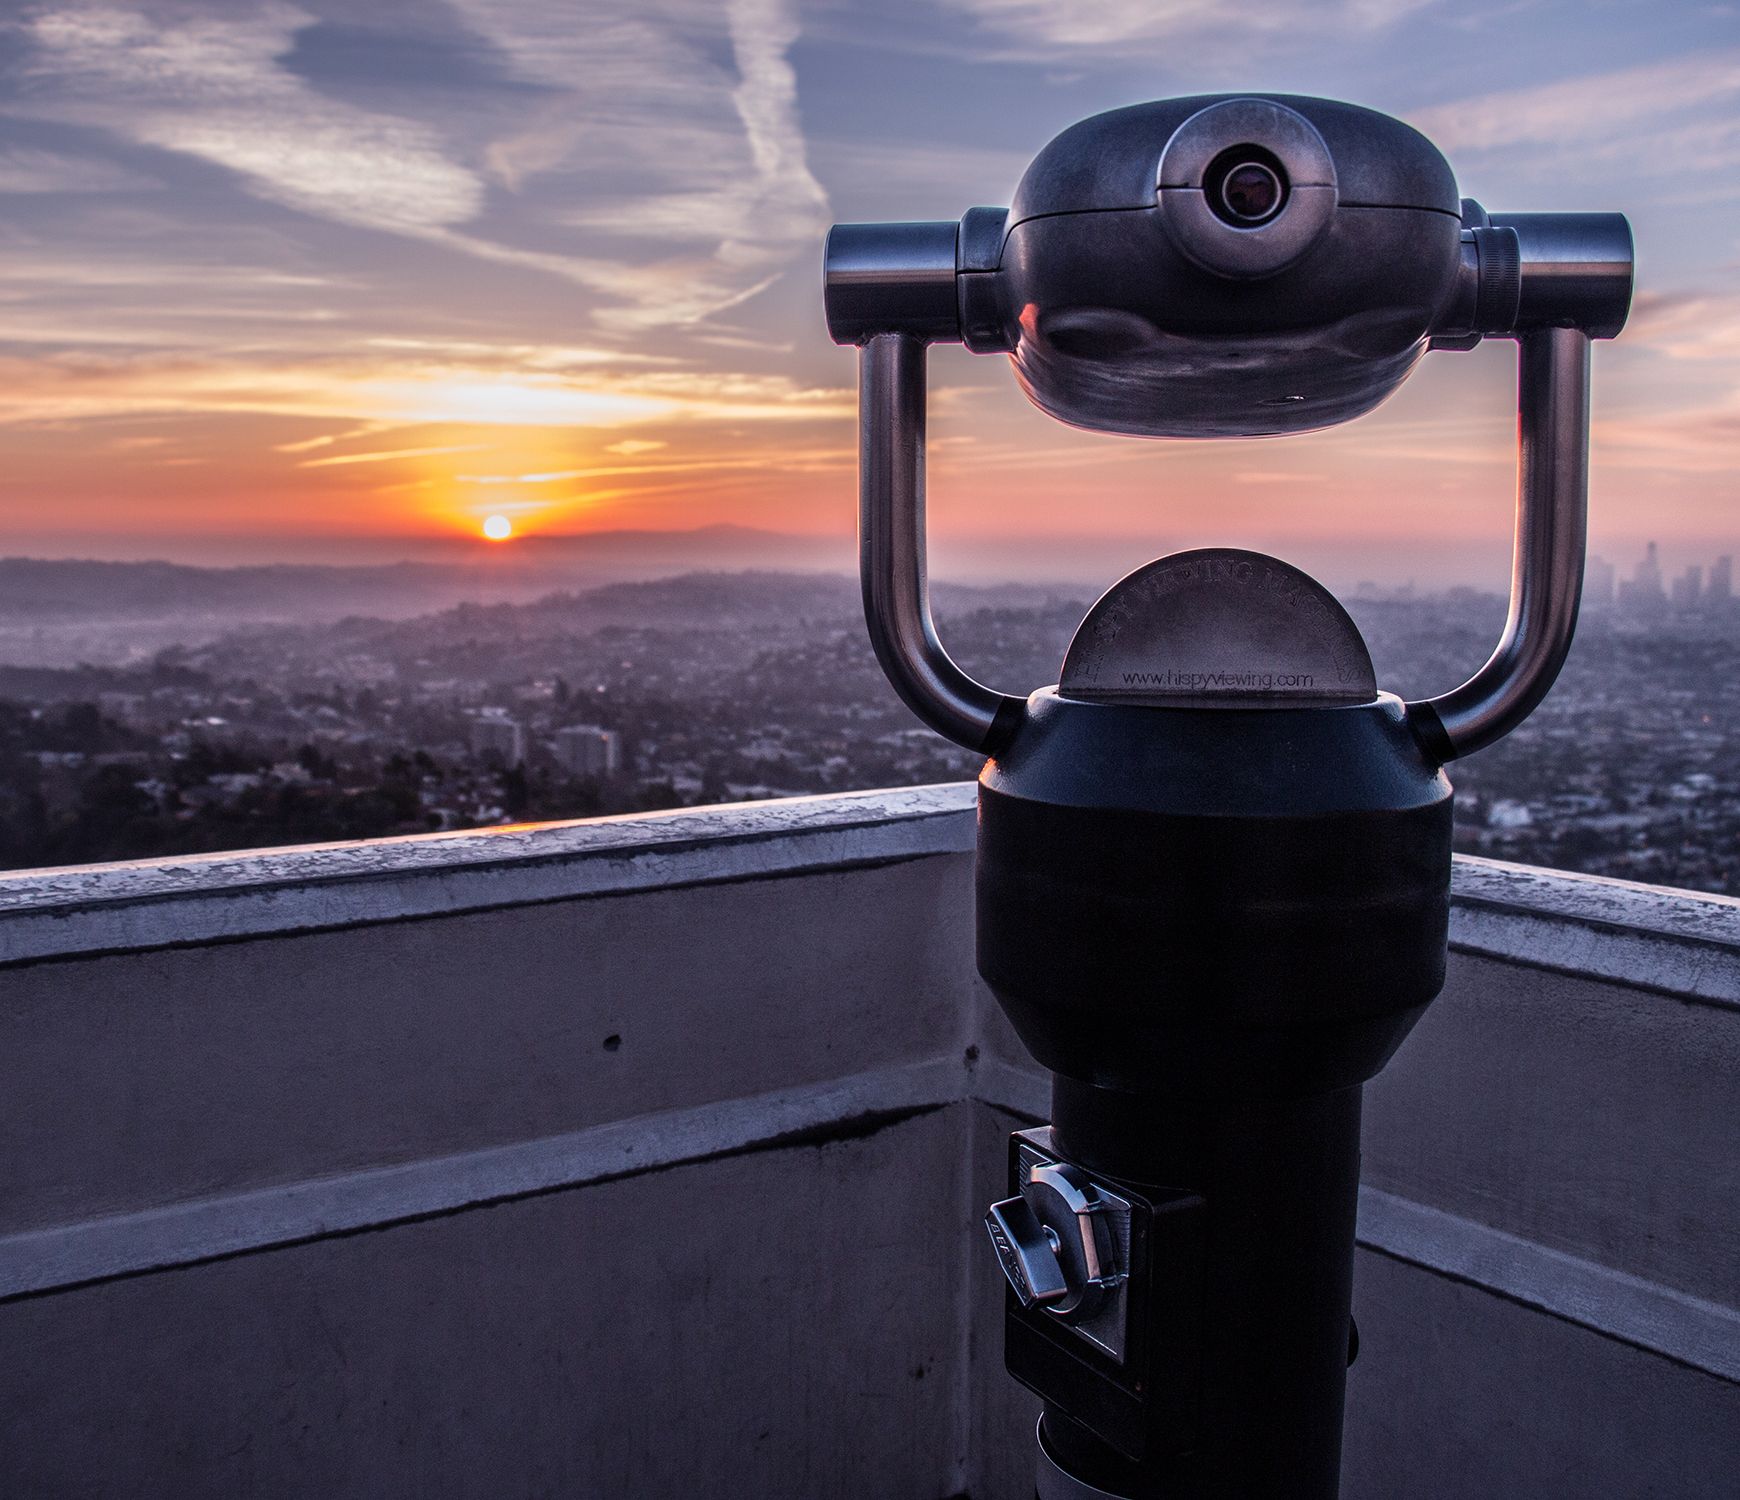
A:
[0,0,1736,587]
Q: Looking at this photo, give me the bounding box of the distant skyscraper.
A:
[1708,555,1733,608]
[470,713,525,766]
[1585,555,1615,609]
[1618,540,1666,613]
[553,724,621,777]
[1637,541,1662,594]
[1671,565,1703,610]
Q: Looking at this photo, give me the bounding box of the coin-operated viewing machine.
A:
[823,96,1631,1499]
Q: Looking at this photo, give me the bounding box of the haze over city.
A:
[0,0,1735,588]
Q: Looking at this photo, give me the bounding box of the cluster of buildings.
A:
[1,570,1734,893]
[1586,543,1734,616]
[468,712,620,776]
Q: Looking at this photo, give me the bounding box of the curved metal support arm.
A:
[1408,327,1592,761]
[859,333,1024,754]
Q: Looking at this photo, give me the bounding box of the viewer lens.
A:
[1221,161,1283,222]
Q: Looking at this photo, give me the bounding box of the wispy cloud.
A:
[0,348,852,428]
[0,144,160,194]
[812,139,1032,208]
[458,447,852,487]
[1411,52,1740,154]
[298,442,487,469]
[1594,395,1740,474]
[938,0,1434,51]
[1625,290,1740,362]
[361,337,679,371]
[0,257,336,293]
[18,5,487,232]
[272,424,396,454]
[459,0,829,329]
[1408,50,1740,205]
[10,0,828,330]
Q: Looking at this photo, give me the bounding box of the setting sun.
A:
[482,514,514,541]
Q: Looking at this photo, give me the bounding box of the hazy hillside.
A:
[162,570,1083,689]
[0,528,858,666]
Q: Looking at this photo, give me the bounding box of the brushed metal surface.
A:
[1060,548,1376,707]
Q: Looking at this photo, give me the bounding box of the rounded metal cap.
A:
[1156,99,1338,279]
[1060,549,1377,707]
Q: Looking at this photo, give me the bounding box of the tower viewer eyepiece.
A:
[824,92,1632,438]
[1209,150,1286,223]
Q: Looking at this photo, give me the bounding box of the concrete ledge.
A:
[0,784,978,966]
[1357,1186,1740,1386]
[5,783,1734,1006]
[1450,855,1740,1009]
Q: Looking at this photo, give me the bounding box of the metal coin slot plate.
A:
[1059,547,1377,708]
[984,1139,1133,1364]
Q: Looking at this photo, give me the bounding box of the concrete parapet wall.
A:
[0,786,1733,1497]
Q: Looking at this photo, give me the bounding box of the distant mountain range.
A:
[0,567,1086,698]
[212,568,1070,653]
[0,529,1086,671]
[0,526,854,625]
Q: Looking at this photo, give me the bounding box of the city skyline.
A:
[1585,538,1736,613]
[5,566,1736,894]
[0,2,1737,586]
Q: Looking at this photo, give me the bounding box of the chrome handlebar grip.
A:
[1498,212,1634,340]
[824,222,960,345]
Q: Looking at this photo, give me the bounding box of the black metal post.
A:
[1041,1080,1363,1498]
